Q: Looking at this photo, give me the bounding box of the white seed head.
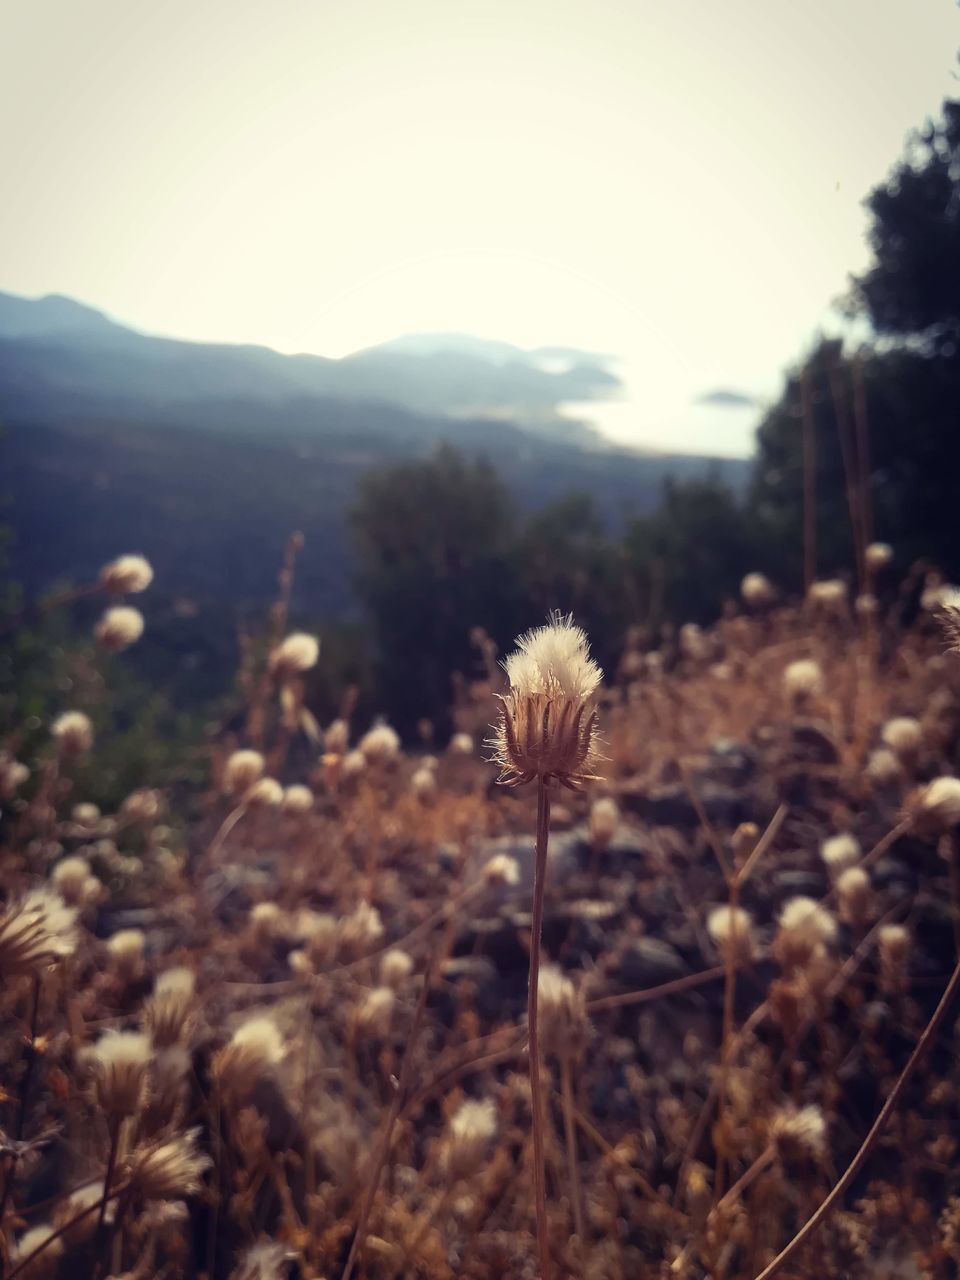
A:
[250,901,282,939]
[51,710,94,754]
[88,1030,152,1116]
[775,897,837,971]
[246,777,284,808]
[359,721,401,764]
[741,572,775,605]
[281,784,314,814]
[155,967,196,999]
[866,747,902,785]
[836,866,871,927]
[482,853,520,886]
[214,1017,285,1094]
[51,856,92,905]
[99,554,154,594]
[224,749,265,796]
[71,802,101,825]
[878,923,911,969]
[537,963,587,1058]
[107,928,146,973]
[865,542,893,571]
[589,796,619,849]
[356,985,395,1037]
[341,749,367,777]
[820,833,861,877]
[913,776,960,833]
[230,1241,295,1280]
[324,718,350,754]
[121,788,163,823]
[338,901,384,956]
[443,1098,498,1180]
[807,579,848,611]
[379,948,414,989]
[783,659,824,702]
[448,732,474,755]
[94,605,144,652]
[771,1104,827,1160]
[269,632,319,678]
[410,766,437,801]
[11,1222,63,1276]
[0,756,29,798]
[126,1127,210,1201]
[881,716,923,758]
[492,612,602,787]
[706,905,754,962]
[0,888,77,976]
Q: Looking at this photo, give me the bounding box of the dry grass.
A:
[1,559,960,1279]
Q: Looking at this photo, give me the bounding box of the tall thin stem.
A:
[560,1054,585,1265]
[0,976,43,1254]
[528,774,552,1280]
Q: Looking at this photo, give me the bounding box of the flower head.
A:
[88,1030,152,1116]
[443,1098,498,1180]
[0,888,77,977]
[269,632,319,679]
[94,605,144,652]
[51,710,94,755]
[490,612,602,788]
[99,554,154,594]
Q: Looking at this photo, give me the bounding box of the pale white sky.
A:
[2,0,958,455]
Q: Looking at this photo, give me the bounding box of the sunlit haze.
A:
[3,0,957,455]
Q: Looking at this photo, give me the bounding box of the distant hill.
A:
[0,290,750,617]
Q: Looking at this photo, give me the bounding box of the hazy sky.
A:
[2,0,958,456]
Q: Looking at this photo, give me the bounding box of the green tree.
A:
[351,446,522,735]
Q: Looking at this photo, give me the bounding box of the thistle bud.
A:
[268,632,319,680]
[51,711,94,755]
[224,749,265,796]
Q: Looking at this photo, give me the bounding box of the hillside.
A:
[0,291,750,615]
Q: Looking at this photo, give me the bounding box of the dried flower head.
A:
[71,801,101,825]
[820,833,861,878]
[865,542,893,571]
[324,718,350,754]
[0,888,77,976]
[482,852,520,886]
[490,612,602,788]
[250,901,283,943]
[88,1029,152,1116]
[246,777,284,808]
[537,963,588,1059]
[707,904,754,963]
[94,605,144,652]
[936,587,960,652]
[143,972,196,1048]
[359,721,401,764]
[341,748,366,777]
[356,986,396,1038]
[224,749,265,796]
[125,1127,210,1201]
[881,716,923,759]
[589,796,619,850]
[774,897,837,972]
[269,632,319,679]
[10,1222,63,1278]
[380,948,414,989]
[771,1104,827,1162]
[878,922,911,973]
[741,571,774,606]
[51,855,92,905]
[448,732,474,755]
[106,928,146,976]
[807,579,848,612]
[836,865,871,927]
[230,1241,296,1280]
[214,1017,285,1095]
[783,659,824,703]
[121,788,163,823]
[866,747,902,786]
[51,710,94,755]
[99,554,154,594]
[0,755,29,798]
[410,766,437,802]
[443,1098,498,1180]
[281,784,313,814]
[911,776,960,834]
